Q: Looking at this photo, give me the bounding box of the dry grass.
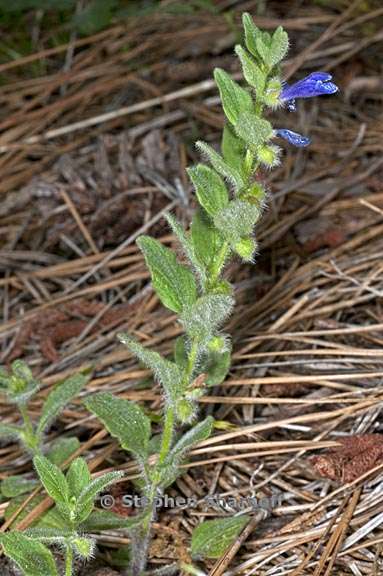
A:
[1,0,383,574]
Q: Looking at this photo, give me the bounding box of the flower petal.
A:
[280,72,338,101]
[275,129,311,147]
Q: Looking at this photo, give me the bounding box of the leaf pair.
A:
[33,455,123,526]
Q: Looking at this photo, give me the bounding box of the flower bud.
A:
[257,144,281,168]
[263,77,282,107]
[208,336,226,353]
[176,399,197,424]
[235,237,257,262]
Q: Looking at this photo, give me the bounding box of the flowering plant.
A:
[1,13,337,576]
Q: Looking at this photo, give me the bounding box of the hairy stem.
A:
[158,406,175,465]
[18,403,39,454]
[65,545,73,576]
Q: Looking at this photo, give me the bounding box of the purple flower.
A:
[281,72,338,107]
[275,129,311,147]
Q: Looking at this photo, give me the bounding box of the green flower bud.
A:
[177,399,197,424]
[234,237,257,262]
[263,77,282,107]
[257,144,281,168]
[208,336,226,353]
[72,537,95,559]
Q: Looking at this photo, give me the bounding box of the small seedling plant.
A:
[0,361,92,528]
[0,456,124,576]
[0,12,337,576]
[84,12,338,575]
[0,360,88,456]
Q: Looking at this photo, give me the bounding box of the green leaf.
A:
[173,335,189,370]
[118,334,184,404]
[81,509,145,531]
[221,125,246,174]
[37,506,68,530]
[0,532,59,576]
[256,31,272,65]
[214,200,260,244]
[67,458,91,499]
[33,456,69,508]
[1,476,38,498]
[188,164,229,217]
[84,392,151,459]
[191,515,249,559]
[0,423,22,439]
[191,209,225,273]
[269,26,289,66]
[242,12,262,58]
[47,436,81,467]
[137,236,198,313]
[3,360,40,405]
[196,141,245,191]
[164,213,206,285]
[204,348,231,386]
[214,68,253,125]
[75,470,124,524]
[234,111,273,150]
[24,527,69,543]
[181,294,234,342]
[235,45,266,96]
[36,372,89,436]
[4,495,46,527]
[170,416,214,459]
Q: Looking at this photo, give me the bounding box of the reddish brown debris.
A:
[7,297,141,363]
[310,434,383,484]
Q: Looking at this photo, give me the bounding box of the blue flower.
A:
[275,129,311,147]
[280,72,338,110]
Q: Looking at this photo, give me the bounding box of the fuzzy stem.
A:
[65,545,73,576]
[18,403,40,454]
[158,406,175,465]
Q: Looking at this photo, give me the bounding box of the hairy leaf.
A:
[221,124,246,175]
[0,423,22,440]
[188,164,229,217]
[84,392,151,459]
[235,44,266,96]
[47,436,81,466]
[204,349,231,386]
[1,475,38,498]
[170,416,214,458]
[33,456,69,508]
[269,26,289,66]
[137,235,198,313]
[165,213,206,284]
[118,334,183,403]
[196,141,245,191]
[181,294,234,341]
[81,509,145,531]
[36,372,89,436]
[214,68,253,125]
[67,458,91,499]
[191,515,249,559]
[75,470,124,524]
[0,532,59,576]
[191,209,225,273]
[234,111,273,149]
[214,200,260,244]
